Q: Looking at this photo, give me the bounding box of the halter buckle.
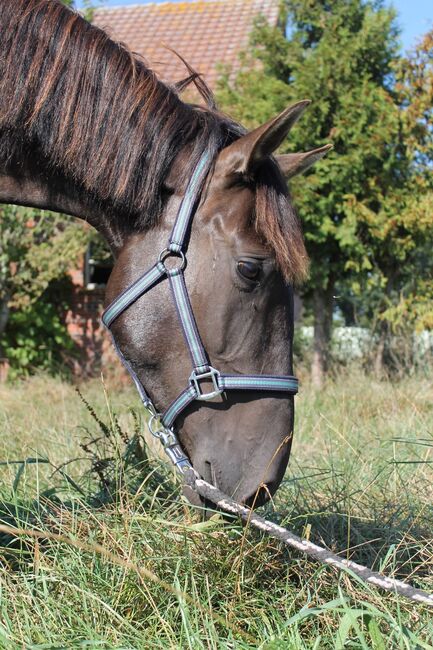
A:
[189,366,223,401]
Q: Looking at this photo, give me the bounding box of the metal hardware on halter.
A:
[189,366,223,401]
[101,148,299,475]
[147,405,194,472]
[164,440,192,474]
[158,248,186,273]
[147,412,161,437]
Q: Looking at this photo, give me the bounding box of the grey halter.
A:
[102,150,298,474]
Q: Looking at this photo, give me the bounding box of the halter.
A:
[102,150,299,474]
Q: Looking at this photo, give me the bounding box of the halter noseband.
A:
[102,150,298,474]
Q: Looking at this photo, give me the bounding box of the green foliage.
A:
[3,278,77,379]
[0,205,87,307]
[218,0,400,284]
[336,29,433,337]
[88,228,114,265]
[0,204,88,364]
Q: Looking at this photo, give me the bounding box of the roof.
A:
[93,0,279,89]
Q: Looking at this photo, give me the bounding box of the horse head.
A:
[106,103,330,506]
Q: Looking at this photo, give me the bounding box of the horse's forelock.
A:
[254,167,309,284]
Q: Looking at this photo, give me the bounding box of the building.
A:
[67,0,279,374]
[93,0,279,88]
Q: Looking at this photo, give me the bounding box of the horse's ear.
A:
[276,144,333,179]
[220,100,311,177]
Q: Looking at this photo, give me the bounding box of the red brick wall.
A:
[65,268,126,381]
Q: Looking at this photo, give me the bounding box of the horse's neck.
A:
[0,154,125,251]
[0,0,200,251]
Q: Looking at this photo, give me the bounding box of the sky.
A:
[77,0,433,52]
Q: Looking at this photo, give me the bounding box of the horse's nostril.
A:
[203,460,213,484]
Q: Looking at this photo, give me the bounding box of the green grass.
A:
[0,369,432,649]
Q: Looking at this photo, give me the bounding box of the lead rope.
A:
[181,469,433,607]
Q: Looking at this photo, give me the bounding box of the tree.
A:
[217,0,410,385]
[337,28,433,373]
[0,206,87,360]
[380,31,433,334]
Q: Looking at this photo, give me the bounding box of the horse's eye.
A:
[161,185,174,203]
[237,260,261,282]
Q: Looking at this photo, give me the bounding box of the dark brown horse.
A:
[0,0,330,507]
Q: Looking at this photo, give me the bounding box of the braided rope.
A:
[184,471,433,608]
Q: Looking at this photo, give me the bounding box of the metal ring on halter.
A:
[148,413,164,438]
[148,413,177,447]
[158,248,186,273]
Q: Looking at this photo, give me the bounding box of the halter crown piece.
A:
[102,150,299,474]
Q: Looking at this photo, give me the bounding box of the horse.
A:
[0,0,330,507]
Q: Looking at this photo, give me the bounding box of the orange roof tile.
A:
[93,0,279,89]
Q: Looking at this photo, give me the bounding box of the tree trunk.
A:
[0,295,10,359]
[374,329,386,379]
[311,283,334,389]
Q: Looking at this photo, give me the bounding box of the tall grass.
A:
[0,369,432,649]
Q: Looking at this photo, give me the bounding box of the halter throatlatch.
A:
[102,150,299,474]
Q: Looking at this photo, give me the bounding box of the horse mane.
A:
[0,0,307,282]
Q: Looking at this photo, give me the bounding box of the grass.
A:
[0,368,432,649]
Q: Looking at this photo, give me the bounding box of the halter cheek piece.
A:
[102,150,299,474]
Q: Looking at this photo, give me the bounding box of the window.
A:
[84,235,113,290]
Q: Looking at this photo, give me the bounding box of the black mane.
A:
[0,0,239,228]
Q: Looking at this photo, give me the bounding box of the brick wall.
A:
[65,267,126,381]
